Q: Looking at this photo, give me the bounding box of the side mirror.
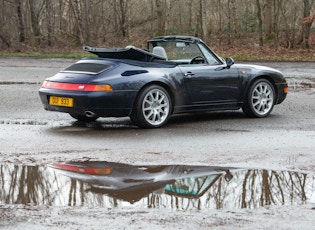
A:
[225,57,234,69]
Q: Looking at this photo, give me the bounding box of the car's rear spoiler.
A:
[83,46,166,62]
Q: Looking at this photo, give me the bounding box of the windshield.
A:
[148,41,221,65]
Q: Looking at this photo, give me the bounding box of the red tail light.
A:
[50,163,113,175]
[42,81,113,92]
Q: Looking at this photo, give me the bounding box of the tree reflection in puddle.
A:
[0,161,314,210]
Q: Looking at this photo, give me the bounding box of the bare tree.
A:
[200,0,207,40]
[272,0,281,45]
[155,0,165,35]
[164,0,171,33]
[118,0,129,37]
[264,0,273,36]
[45,0,53,46]
[0,0,13,47]
[16,0,25,43]
[28,0,44,45]
[227,0,239,45]
[231,0,239,37]
[0,0,313,50]
[256,0,264,47]
[69,0,84,45]
[279,1,302,48]
[298,0,315,48]
[227,0,232,45]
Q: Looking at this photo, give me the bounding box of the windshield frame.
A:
[147,36,224,65]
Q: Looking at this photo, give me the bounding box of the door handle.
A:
[184,72,195,77]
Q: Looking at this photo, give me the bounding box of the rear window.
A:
[62,63,111,74]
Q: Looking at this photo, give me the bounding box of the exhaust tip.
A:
[85,111,97,118]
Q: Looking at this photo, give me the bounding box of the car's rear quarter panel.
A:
[39,60,184,117]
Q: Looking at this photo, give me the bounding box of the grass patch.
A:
[0,52,95,59]
[218,48,315,62]
[231,54,315,62]
[0,49,314,62]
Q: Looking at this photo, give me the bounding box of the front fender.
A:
[234,64,286,102]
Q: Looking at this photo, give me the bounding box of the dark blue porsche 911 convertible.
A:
[39,36,288,128]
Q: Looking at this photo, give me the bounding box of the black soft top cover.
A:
[83,46,166,62]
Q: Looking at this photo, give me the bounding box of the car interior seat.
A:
[152,46,168,60]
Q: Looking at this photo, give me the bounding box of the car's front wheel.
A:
[242,79,276,118]
[131,85,172,128]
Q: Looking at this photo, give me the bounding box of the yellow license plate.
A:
[49,96,74,107]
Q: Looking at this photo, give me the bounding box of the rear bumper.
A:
[38,88,137,117]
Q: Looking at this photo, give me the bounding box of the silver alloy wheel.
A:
[142,88,170,126]
[251,81,274,116]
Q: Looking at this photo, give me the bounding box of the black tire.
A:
[242,79,276,118]
[130,85,172,128]
[69,113,98,122]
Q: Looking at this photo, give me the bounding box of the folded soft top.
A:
[83,45,166,62]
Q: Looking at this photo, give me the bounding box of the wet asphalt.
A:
[0,57,314,168]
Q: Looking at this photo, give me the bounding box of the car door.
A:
[179,64,241,108]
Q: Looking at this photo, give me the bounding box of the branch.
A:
[303,12,315,24]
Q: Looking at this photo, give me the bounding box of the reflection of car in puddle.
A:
[50,161,234,202]
[1,162,314,209]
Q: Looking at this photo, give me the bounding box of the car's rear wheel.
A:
[70,113,98,122]
[242,79,275,118]
[131,85,172,128]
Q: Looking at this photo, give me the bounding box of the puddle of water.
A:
[0,161,314,210]
[0,81,40,85]
[0,119,48,125]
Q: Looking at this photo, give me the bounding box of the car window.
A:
[62,63,111,74]
[198,43,221,65]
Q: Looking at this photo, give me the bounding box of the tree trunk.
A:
[69,0,84,45]
[227,0,232,46]
[29,0,41,45]
[272,0,280,46]
[264,0,273,36]
[188,1,193,30]
[200,0,207,40]
[16,0,25,43]
[119,0,128,38]
[155,0,165,35]
[164,0,171,33]
[45,0,52,46]
[231,0,238,38]
[298,0,314,48]
[256,0,264,47]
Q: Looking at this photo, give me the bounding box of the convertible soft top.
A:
[83,46,166,62]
